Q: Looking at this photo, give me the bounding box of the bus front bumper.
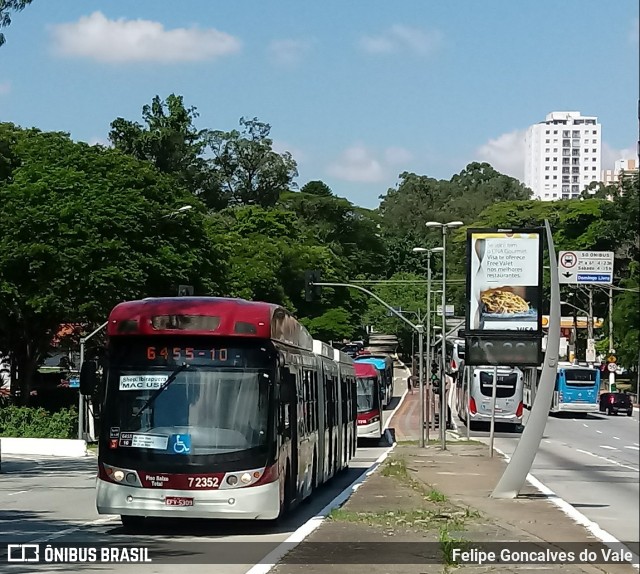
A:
[357,421,383,439]
[96,478,281,520]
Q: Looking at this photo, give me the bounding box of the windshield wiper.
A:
[134,362,189,419]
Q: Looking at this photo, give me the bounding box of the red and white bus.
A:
[354,362,384,439]
[80,297,357,528]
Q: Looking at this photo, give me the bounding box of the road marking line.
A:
[245,441,396,574]
[582,423,588,428]
[493,446,640,570]
[613,436,620,440]
[596,430,602,434]
[600,445,617,450]
[575,449,639,472]
[625,446,640,451]
[7,490,27,496]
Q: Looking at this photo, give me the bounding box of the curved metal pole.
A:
[491,220,560,498]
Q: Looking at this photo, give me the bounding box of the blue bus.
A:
[523,363,600,416]
[354,355,393,407]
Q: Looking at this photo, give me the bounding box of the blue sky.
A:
[1,0,638,209]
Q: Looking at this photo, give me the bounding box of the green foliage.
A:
[0,406,78,439]
[0,0,32,46]
[0,122,227,399]
[206,117,298,208]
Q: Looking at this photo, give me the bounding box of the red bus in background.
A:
[80,297,357,529]
[354,362,384,439]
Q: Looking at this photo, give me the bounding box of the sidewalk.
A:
[271,381,639,574]
[394,379,457,443]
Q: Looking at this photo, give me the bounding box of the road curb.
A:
[493,446,640,570]
[244,373,409,574]
[0,437,88,457]
[245,446,395,574]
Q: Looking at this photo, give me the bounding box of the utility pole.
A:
[608,286,615,392]
[78,321,108,440]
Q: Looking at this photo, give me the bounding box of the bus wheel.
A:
[120,515,146,531]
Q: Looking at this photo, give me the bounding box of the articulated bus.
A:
[354,355,394,406]
[523,362,600,416]
[79,297,357,528]
[354,362,383,439]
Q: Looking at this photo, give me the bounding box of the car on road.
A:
[598,392,633,416]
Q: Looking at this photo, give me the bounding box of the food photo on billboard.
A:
[466,230,543,333]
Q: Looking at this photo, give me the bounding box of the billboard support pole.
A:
[491,220,559,498]
[488,365,498,458]
[465,365,471,440]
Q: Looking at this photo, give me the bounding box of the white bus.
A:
[457,365,524,431]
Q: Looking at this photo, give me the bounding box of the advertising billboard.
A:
[465,228,544,366]
[466,230,543,333]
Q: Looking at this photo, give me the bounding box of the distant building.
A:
[524,111,601,201]
[601,158,638,186]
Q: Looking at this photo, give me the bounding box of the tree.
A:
[206,117,298,208]
[109,94,225,210]
[0,123,227,402]
[361,272,429,354]
[0,0,32,46]
[300,180,333,197]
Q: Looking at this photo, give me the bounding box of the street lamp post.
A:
[412,246,443,447]
[426,221,463,450]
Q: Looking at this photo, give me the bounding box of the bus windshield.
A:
[356,377,378,413]
[109,367,270,454]
[101,337,274,461]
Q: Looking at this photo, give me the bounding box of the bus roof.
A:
[355,363,378,378]
[355,357,389,370]
[106,297,314,350]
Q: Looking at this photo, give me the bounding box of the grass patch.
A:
[426,489,447,503]
[329,508,469,533]
[438,525,469,565]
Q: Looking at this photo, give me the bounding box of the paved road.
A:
[0,365,410,574]
[455,405,639,546]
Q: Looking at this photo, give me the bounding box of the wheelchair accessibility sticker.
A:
[168,434,191,455]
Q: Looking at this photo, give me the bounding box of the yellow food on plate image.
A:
[480,289,530,314]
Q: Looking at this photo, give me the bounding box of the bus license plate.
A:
[165,496,194,507]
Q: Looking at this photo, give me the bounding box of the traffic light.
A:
[304,270,322,302]
[430,361,440,393]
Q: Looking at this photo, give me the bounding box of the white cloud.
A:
[359,24,442,56]
[327,145,385,183]
[602,143,636,170]
[0,81,10,95]
[268,39,311,67]
[384,146,413,165]
[475,129,527,180]
[272,139,306,163]
[50,11,241,64]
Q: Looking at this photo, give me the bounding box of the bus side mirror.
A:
[80,361,98,396]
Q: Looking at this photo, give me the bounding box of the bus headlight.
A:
[240,473,252,484]
[113,470,125,482]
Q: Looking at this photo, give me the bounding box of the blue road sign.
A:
[577,274,611,283]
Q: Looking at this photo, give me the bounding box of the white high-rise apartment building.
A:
[524,111,601,201]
